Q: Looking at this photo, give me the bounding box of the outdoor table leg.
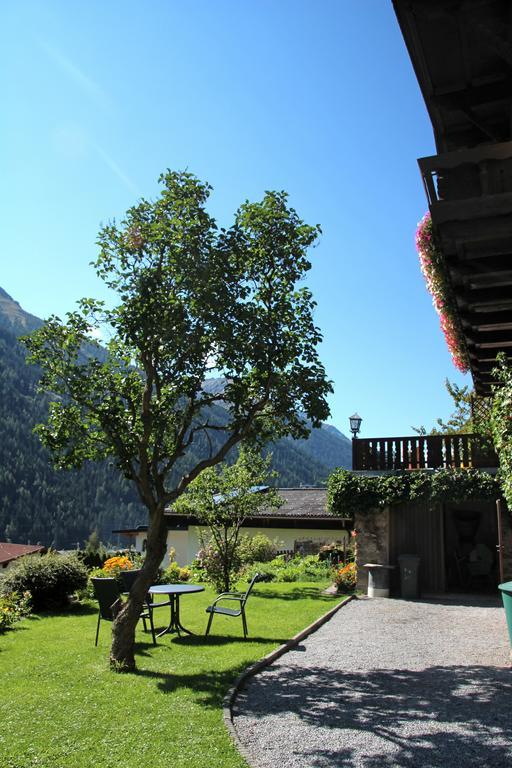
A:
[156,593,194,637]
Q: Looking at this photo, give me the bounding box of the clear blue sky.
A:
[1,0,470,438]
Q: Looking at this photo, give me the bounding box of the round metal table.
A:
[149,583,205,637]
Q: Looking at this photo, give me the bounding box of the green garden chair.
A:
[205,573,261,638]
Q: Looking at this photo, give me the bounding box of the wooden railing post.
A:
[351,433,498,471]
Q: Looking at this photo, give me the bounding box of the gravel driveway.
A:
[233,597,511,768]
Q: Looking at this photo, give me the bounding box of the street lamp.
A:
[349,413,362,438]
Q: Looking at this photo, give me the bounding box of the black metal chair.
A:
[119,568,142,593]
[205,573,261,638]
[91,577,156,646]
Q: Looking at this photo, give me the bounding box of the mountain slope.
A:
[0,287,42,336]
[0,288,350,546]
[0,322,145,547]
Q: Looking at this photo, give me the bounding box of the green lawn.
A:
[0,582,344,768]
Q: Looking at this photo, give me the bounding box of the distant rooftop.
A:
[114,487,351,535]
[0,542,45,567]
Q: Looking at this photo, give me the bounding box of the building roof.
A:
[113,488,350,534]
[251,488,333,519]
[0,542,45,566]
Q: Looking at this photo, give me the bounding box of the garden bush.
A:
[0,552,88,611]
[0,590,31,631]
[238,533,279,565]
[195,542,240,592]
[161,562,191,583]
[318,541,354,564]
[244,554,332,583]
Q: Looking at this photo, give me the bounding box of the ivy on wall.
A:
[327,468,501,518]
[489,354,512,510]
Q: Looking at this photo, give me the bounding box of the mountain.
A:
[0,287,42,335]
[0,288,351,547]
[203,376,352,481]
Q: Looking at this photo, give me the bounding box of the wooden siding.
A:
[389,500,445,594]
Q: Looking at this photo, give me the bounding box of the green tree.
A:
[175,448,281,591]
[85,529,101,554]
[412,378,473,435]
[23,170,331,670]
[489,354,512,508]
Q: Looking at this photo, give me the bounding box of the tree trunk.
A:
[109,508,168,671]
[223,525,230,592]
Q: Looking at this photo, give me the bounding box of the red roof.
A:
[0,542,45,566]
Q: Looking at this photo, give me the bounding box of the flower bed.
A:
[0,590,31,631]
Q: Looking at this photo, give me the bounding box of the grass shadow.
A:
[134,663,249,706]
[36,602,98,618]
[170,634,288,648]
[256,586,340,602]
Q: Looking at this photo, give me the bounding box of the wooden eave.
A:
[394,0,512,394]
[393,0,512,152]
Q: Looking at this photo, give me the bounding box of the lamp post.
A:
[349,413,362,468]
[349,413,362,438]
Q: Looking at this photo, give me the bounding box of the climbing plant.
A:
[328,468,500,518]
[489,353,512,509]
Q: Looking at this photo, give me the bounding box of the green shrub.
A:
[0,552,88,611]
[238,533,279,565]
[195,543,239,592]
[318,542,352,564]
[0,590,32,631]
[244,554,331,583]
[161,562,191,583]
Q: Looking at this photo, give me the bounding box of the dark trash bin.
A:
[498,581,512,651]
[398,554,420,599]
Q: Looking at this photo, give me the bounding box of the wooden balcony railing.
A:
[352,433,498,472]
[418,142,512,207]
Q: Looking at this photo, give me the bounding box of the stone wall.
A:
[354,506,389,591]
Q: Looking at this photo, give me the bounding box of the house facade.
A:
[114,488,350,568]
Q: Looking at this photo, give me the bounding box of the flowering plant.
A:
[333,561,357,592]
[0,590,31,632]
[101,556,133,578]
[416,212,469,373]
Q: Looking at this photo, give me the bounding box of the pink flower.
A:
[415,212,469,374]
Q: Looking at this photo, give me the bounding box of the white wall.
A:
[134,526,348,567]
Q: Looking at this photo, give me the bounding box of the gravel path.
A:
[233,597,511,768]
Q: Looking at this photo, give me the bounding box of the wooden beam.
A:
[462,286,512,309]
[431,192,512,224]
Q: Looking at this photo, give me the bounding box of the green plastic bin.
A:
[498,581,512,649]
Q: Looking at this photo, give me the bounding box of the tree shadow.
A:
[36,602,98,618]
[236,664,512,767]
[417,595,502,609]
[255,586,339,602]
[170,634,288,648]
[134,663,250,707]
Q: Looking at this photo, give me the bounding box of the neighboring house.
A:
[114,488,350,567]
[0,542,46,571]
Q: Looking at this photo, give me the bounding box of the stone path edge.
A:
[222,593,356,765]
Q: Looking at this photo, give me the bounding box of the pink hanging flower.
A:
[416,213,469,374]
